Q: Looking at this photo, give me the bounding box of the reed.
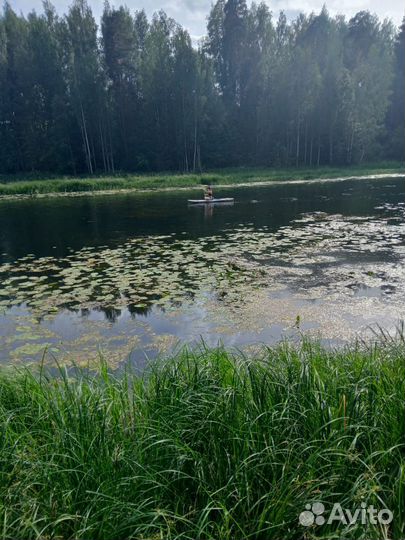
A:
[0,162,402,197]
[0,339,404,539]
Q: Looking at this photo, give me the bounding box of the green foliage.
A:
[0,3,403,176]
[0,162,402,196]
[0,340,404,539]
[385,19,405,159]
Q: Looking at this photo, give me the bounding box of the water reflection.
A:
[0,176,404,366]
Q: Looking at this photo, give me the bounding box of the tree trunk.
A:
[329,127,333,165]
[99,120,107,173]
[80,103,93,174]
[193,122,198,172]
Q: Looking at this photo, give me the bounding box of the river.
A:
[0,175,404,367]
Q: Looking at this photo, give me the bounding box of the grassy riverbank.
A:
[0,162,403,197]
[0,340,404,539]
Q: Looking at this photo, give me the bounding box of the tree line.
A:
[0,0,403,175]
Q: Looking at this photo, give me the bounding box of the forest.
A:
[0,0,404,175]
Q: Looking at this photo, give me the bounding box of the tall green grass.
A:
[0,162,402,196]
[0,340,404,539]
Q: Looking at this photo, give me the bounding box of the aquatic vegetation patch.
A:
[1,202,405,364]
[0,233,271,318]
[1,207,405,317]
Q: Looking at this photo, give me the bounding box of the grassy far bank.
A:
[0,340,404,539]
[0,162,403,197]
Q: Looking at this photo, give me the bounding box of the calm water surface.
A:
[0,176,404,367]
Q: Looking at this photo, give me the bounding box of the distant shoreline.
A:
[0,164,403,201]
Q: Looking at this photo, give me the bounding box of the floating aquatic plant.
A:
[1,203,405,364]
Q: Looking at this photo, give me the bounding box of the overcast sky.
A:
[8,0,405,39]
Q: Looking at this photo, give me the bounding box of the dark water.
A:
[0,175,404,366]
[2,178,403,262]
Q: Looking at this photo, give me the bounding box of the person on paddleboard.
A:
[204,185,213,200]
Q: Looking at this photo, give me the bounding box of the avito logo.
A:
[299,501,393,527]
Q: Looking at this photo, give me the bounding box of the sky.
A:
[7,0,405,40]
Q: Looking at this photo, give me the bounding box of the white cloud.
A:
[6,0,404,32]
[268,0,404,24]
